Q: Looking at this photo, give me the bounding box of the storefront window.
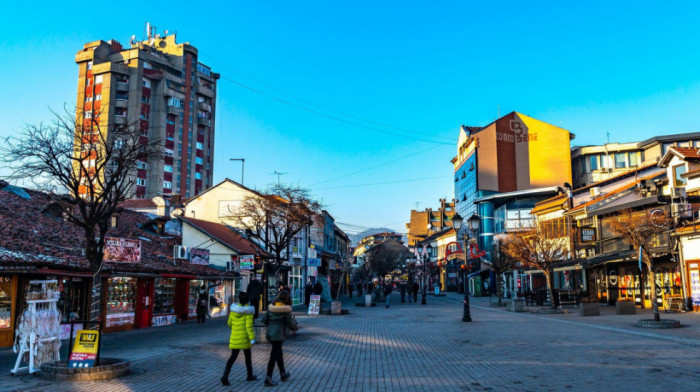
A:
[189,279,203,317]
[106,277,136,328]
[0,277,13,329]
[58,278,86,322]
[153,278,176,315]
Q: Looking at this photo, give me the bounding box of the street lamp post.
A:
[229,158,245,185]
[452,213,481,322]
[421,243,432,305]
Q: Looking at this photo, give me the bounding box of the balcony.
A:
[197,117,211,127]
[199,102,211,112]
[197,86,214,98]
[115,82,129,92]
[114,99,128,108]
[167,105,182,115]
[114,115,127,125]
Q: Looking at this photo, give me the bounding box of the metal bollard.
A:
[462,293,472,322]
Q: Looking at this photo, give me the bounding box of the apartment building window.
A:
[137,161,147,170]
[141,96,150,104]
[195,157,203,165]
[628,152,638,167]
[195,172,202,180]
[84,111,92,119]
[674,164,687,187]
[614,153,626,169]
[117,75,129,83]
[116,93,128,100]
[165,149,174,157]
[694,141,700,148]
[136,178,146,186]
[87,61,92,70]
[143,62,152,69]
[94,94,102,101]
[678,141,691,148]
[164,165,173,173]
[589,155,598,170]
[163,181,172,189]
[662,143,674,155]
[95,75,103,84]
[84,96,93,103]
[168,97,182,108]
[196,142,203,150]
[143,78,151,89]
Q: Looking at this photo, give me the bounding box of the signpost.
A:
[308,295,321,315]
[68,330,100,368]
[240,255,254,270]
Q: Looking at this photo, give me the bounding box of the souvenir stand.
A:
[11,280,61,375]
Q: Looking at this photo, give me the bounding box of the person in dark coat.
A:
[247,275,263,319]
[356,281,363,296]
[383,281,392,308]
[263,290,299,386]
[411,281,420,303]
[399,282,407,303]
[348,281,353,298]
[196,285,208,323]
[304,279,313,307]
[313,280,323,297]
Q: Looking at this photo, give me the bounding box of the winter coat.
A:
[263,302,298,342]
[313,282,323,295]
[227,303,255,349]
[247,279,263,301]
[412,282,420,294]
[383,283,392,295]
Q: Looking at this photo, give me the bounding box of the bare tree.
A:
[367,240,413,281]
[491,237,516,306]
[229,183,321,274]
[502,220,569,309]
[0,108,162,322]
[607,209,670,322]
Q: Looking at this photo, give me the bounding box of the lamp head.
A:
[468,214,481,231]
[452,213,463,230]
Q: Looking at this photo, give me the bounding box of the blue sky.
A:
[2,1,700,234]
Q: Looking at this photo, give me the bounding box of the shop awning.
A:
[36,268,94,277]
[162,273,197,279]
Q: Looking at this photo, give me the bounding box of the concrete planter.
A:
[579,303,600,317]
[616,301,636,315]
[331,301,342,315]
[508,299,525,312]
[40,358,130,381]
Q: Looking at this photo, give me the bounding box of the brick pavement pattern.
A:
[1,293,699,391]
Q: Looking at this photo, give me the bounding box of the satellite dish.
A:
[164,30,168,35]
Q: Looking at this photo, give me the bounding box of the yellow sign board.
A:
[68,330,99,367]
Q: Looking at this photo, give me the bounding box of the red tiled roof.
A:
[178,216,272,258]
[669,146,700,159]
[0,187,234,278]
[119,198,157,209]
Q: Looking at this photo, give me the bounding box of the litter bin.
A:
[365,294,372,307]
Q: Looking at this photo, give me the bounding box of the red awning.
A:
[36,268,94,277]
[161,273,197,279]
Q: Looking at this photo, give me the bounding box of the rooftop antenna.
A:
[414,201,421,210]
[271,171,288,186]
[497,105,500,118]
[606,131,611,144]
[129,35,136,46]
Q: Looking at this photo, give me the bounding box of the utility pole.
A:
[229,158,245,185]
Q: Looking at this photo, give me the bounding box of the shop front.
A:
[104,276,138,332]
[152,277,177,326]
[209,279,234,318]
[0,274,18,347]
[187,279,204,320]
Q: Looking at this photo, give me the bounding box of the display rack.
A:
[11,280,61,375]
[153,278,175,315]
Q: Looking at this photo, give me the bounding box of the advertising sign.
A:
[307,258,321,267]
[240,255,254,270]
[105,312,135,328]
[580,227,596,243]
[152,315,177,327]
[690,269,700,307]
[190,248,210,265]
[308,295,321,316]
[104,237,141,263]
[68,330,99,368]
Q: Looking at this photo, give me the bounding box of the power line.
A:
[199,51,455,143]
[315,175,451,191]
[308,144,446,187]
[219,75,453,145]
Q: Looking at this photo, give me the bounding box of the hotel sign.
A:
[580,227,596,243]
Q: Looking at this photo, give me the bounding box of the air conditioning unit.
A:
[671,187,687,199]
[590,187,601,197]
[173,245,189,260]
[672,203,692,219]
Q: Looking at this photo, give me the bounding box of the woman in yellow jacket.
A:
[221,291,257,386]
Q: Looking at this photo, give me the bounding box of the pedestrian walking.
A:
[247,275,263,319]
[196,285,208,323]
[304,279,313,307]
[411,281,419,303]
[399,281,407,303]
[356,281,363,296]
[348,282,353,298]
[221,291,257,386]
[263,290,299,386]
[383,281,392,308]
[408,281,414,303]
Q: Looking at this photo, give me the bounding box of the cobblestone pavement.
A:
[1,293,699,392]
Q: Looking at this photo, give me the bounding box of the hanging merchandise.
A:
[11,280,62,374]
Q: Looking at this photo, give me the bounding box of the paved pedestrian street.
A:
[2,293,699,392]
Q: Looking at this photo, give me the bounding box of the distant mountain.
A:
[349,228,407,246]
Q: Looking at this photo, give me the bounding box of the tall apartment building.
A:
[74,27,218,199]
